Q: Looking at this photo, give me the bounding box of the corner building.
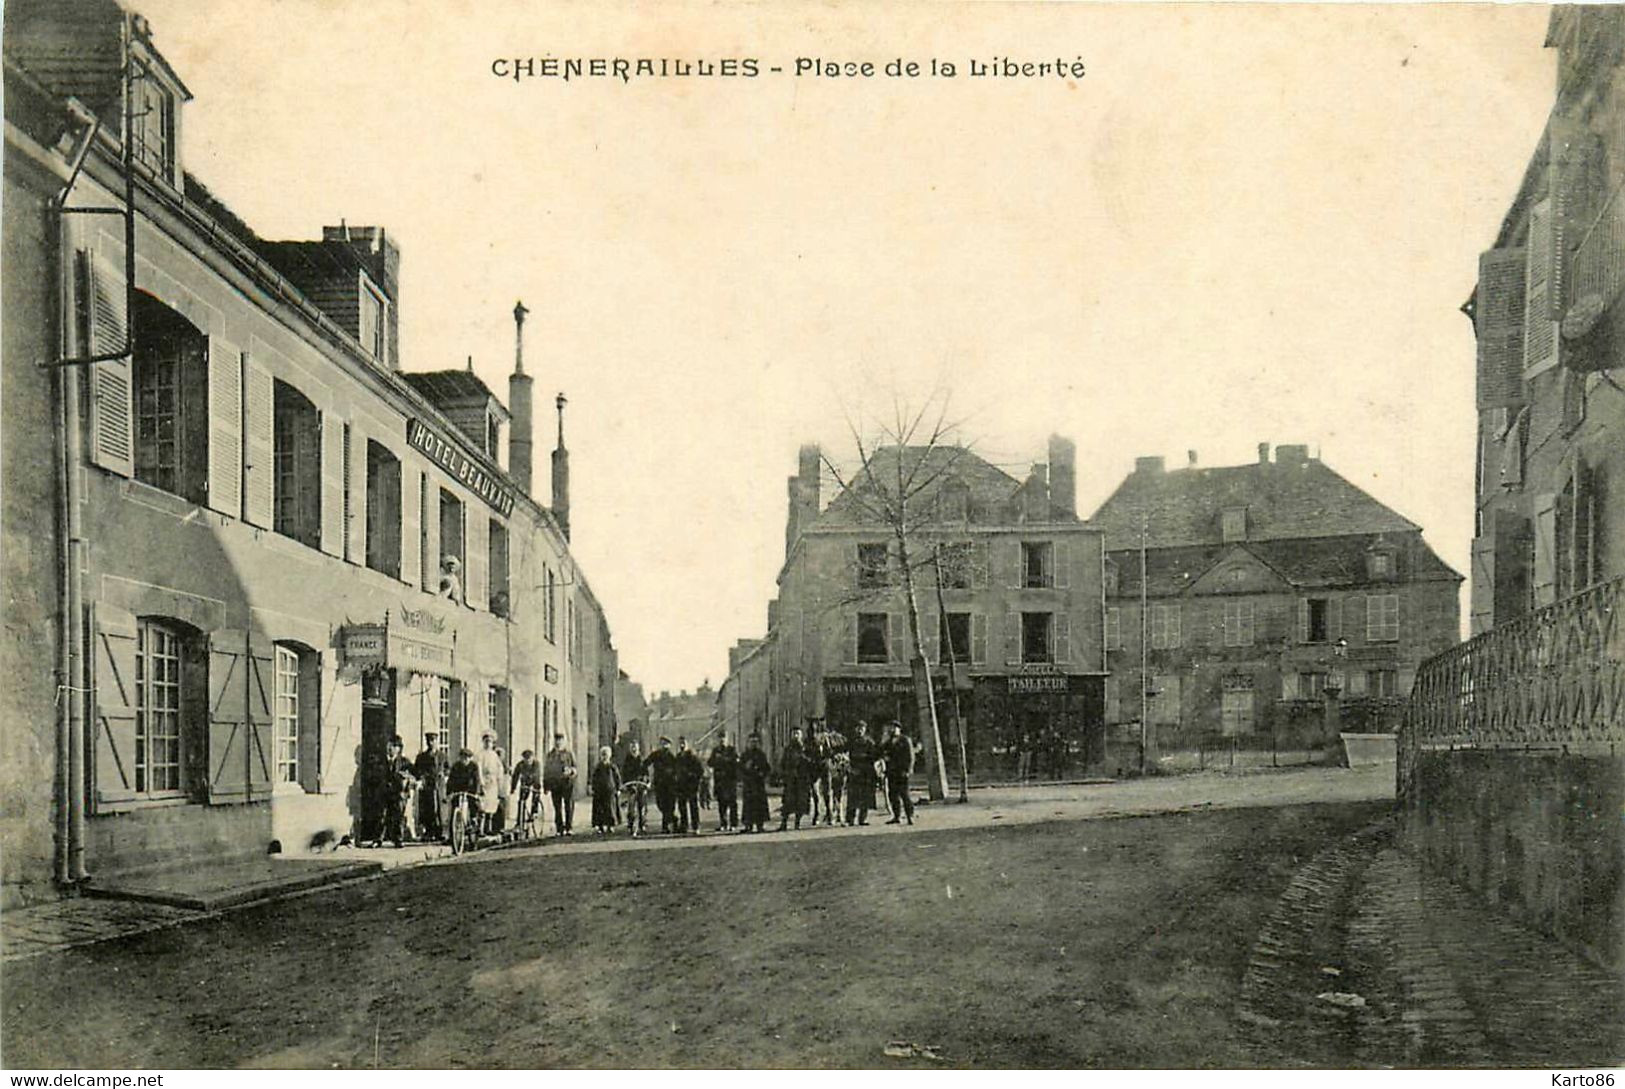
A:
[1,0,617,904]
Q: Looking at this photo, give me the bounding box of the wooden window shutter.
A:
[244,632,276,799]
[240,351,275,525]
[319,412,346,556]
[1297,599,1310,643]
[1549,121,1602,321]
[1054,614,1071,664]
[466,510,488,609]
[1499,407,1529,488]
[1008,540,1024,590]
[349,426,370,563]
[1533,492,1558,607]
[1281,672,1299,700]
[91,604,141,808]
[401,468,422,588]
[971,612,988,666]
[888,612,905,663]
[1004,611,1021,665]
[1475,249,1528,410]
[1054,540,1070,589]
[844,614,857,665]
[1168,605,1181,649]
[1524,200,1560,375]
[1327,597,1342,642]
[207,629,251,804]
[81,252,134,477]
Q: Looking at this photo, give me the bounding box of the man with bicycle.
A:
[510,748,543,835]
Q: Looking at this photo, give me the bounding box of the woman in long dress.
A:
[739,731,772,833]
[476,731,506,834]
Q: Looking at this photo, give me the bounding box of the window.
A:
[1368,669,1399,698]
[1222,600,1255,647]
[132,294,208,503]
[1104,607,1121,650]
[489,685,512,754]
[940,612,972,664]
[272,381,322,548]
[857,613,889,663]
[1104,560,1119,596]
[857,543,889,588]
[438,678,463,753]
[1367,595,1400,642]
[129,69,176,180]
[418,474,431,591]
[365,441,401,578]
[341,424,353,560]
[1298,672,1328,698]
[135,620,185,795]
[1022,541,1054,588]
[545,566,558,644]
[360,282,386,363]
[273,645,301,784]
[1221,677,1255,735]
[1150,604,1181,650]
[488,519,510,618]
[1221,507,1247,543]
[439,489,465,599]
[1368,551,1395,580]
[487,415,501,461]
[1304,598,1330,643]
[1021,612,1053,663]
[938,542,973,590]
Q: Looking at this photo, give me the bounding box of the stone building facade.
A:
[0,0,618,905]
[1090,445,1461,762]
[725,438,1107,781]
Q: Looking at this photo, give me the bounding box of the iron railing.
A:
[1405,574,1624,750]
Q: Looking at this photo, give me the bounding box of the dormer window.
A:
[359,280,387,363]
[1367,547,1398,581]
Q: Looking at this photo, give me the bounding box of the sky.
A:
[131,0,1557,694]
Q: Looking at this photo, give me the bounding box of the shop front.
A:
[967,668,1106,782]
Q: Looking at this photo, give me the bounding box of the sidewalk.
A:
[1,764,1393,961]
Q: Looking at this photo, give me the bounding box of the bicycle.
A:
[447,791,483,856]
[514,783,542,840]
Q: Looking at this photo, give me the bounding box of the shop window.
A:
[938,541,973,589]
[857,543,889,588]
[272,381,322,548]
[1022,541,1054,588]
[1150,604,1181,649]
[273,642,321,791]
[1222,600,1255,647]
[857,612,889,663]
[488,519,510,618]
[1021,611,1053,663]
[439,489,465,602]
[1367,595,1400,642]
[365,442,402,578]
[131,293,208,503]
[940,612,972,664]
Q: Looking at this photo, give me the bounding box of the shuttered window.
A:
[857,613,888,663]
[364,441,402,579]
[208,339,246,518]
[1524,199,1560,376]
[272,381,322,547]
[1475,248,1528,410]
[80,251,134,477]
[136,621,185,794]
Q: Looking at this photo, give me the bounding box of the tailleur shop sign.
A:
[408,418,516,516]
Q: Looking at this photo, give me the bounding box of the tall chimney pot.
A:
[508,301,534,495]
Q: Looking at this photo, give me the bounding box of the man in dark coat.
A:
[738,731,772,833]
[844,721,879,826]
[709,736,739,831]
[806,726,834,827]
[776,726,811,832]
[381,736,418,847]
[647,736,678,833]
[413,732,449,842]
[884,720,917,825]
[510,748,543,831]
[621,739,649,836]
[542,732,577,837]
[674,736,704,834]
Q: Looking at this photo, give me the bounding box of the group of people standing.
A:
[576,719,922,838]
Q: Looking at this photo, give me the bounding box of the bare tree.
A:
[819,391,979,802]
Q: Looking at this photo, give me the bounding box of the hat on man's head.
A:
[458,747,474,758]
[659,736,672,745]
[424,732,437,742]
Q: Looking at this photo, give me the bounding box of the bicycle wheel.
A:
[450,800,469,855]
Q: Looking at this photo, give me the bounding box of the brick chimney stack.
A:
[785,443,821,557]
[508,301,534,495]
[551,392,570,540]
[1047,434,1076,518]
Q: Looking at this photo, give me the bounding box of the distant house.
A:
[1090,445,1462,756]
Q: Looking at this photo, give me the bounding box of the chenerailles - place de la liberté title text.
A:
[491,55,1088,82]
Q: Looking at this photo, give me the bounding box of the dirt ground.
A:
[1,800,1387,1069]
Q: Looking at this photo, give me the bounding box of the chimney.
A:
[1257,443,1271,464]
[1135,455,1166,475]
[1277,444,1310,465]
[785,443,820,557]
[1187,450,1199,467]
[551,392,571,540]
[508,301,534,495]
[1048,434,1076,518]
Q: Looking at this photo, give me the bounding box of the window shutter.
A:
[1054,614,1071,664]
[1475,248,1528,410]
[466,510,488,609]
[1008,540,1024,589]
[401,468,422,588]
[1533,493,1558,607]
[1054,540,1070,589]
[1168,605,1181,649]
[923,611,939,665]
[1004,611,1021,666]
[844,614,857,665]
[971,613,988,666]
[1524,200,1560,375]
[1549,122,1602,321]
[320,412,345,556]
[1327,598,1342,642]
[244,633,276,799]
[972,540,990,589]
[888,612,905,663]
[239,351,273,525]
[1344,595,1367,645]
[1297,599,1310,643]
[91,604,141,808]
[1281,673,1299,700]
[81,252,134,477]
[349,428,369,564]
[207,629,251,804]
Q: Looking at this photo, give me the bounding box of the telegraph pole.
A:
[1139,513,1150,774]
[933,545,970,802]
